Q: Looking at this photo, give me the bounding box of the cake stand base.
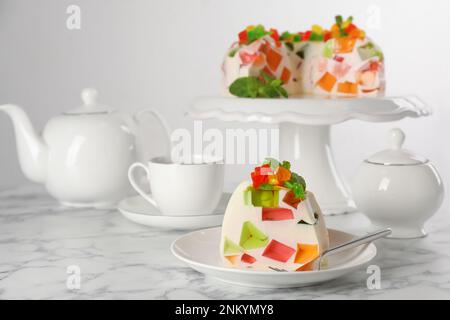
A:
[279,123,355,215]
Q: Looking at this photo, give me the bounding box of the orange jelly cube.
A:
[334,38,357,54]
[280,67,291,84]
[265,47,282,72]
[317,72,337,92]
[294,243,319,265]
[276,166,291,183]
[337,81,359,95]
[296,260,315,272]
[224,255,240,265]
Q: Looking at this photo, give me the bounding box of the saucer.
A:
[118,193,230,230]
[171,227,377,288]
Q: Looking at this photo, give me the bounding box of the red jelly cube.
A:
[302,31,312,41]
[262,207,294,221]
[262,240,296,263]
[283,190,302,209]
[239,51,258,65]
[241,253,256,264]
[238,30,248,44]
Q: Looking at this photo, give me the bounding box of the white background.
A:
[0,0,448,214]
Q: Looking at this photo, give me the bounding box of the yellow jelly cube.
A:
[312,24,323,35]
[338,81,359,95]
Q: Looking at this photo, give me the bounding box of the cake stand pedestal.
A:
[189,96,430,215]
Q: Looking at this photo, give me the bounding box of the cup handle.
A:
[128,162,158,208]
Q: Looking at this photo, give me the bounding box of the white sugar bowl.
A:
[352,128,444,239]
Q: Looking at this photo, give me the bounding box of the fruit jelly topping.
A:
[236,16,366,46]
[250,158,306,206]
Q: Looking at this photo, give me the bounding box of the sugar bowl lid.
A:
[366,128,428,166]
[65,88,116,115]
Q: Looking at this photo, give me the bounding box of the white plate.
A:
[118,194,230,230]
[171,227,377,288]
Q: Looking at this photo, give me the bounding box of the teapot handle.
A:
[134,108,171,141]
[133,108,172,159]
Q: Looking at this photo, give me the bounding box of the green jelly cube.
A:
[239,221,269,250]
[243,188,253,206]
[323,40,333,58]
[358,42,384,61]
[223,237,243,255]
[251,189,279,208]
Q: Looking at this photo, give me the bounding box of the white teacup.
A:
[128,156,224,216]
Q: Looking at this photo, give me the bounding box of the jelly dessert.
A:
[220,159,329,272]
[222,16,385,98]
[222,25,301,98]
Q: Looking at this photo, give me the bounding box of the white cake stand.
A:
[189,96,430,215]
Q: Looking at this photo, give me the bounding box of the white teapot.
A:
[352,128,444,238]
[0,88,171,208]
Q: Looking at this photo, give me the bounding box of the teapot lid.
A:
[366,128,428,166]
[65,88,115,115]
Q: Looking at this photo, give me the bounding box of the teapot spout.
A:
[0,104,47,183]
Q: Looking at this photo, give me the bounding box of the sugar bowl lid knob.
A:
[366,128,427,165]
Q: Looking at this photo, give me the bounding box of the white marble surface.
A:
[1,185,449,300]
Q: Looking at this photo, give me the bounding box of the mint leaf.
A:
[229,77,261,98]
[284,181,293,189]
[258,85,279,98]
[284,171,306,201]
[276,86,288,98]
[263,158,280,171]
[270,79,283,87]
[229,72,289,99]
[261,71,275,84]
[290,172,306,191]
[281,161,291,170]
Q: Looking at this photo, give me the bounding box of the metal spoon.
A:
[317,228,392,271]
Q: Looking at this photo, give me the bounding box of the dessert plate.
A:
[171,227,377,288]
[118,193,230,230]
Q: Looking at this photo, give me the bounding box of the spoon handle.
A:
[318,228,391,270]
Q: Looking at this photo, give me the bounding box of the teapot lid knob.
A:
[65,88,115,115]
[389,128,405,150]
[81,88,98,107]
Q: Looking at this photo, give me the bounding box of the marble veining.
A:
[0,185,449,300]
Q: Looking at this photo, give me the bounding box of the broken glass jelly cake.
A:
[222,16,385,98]
[220,159,329,272]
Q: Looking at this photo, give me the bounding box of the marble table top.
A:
[1,185,449,300]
